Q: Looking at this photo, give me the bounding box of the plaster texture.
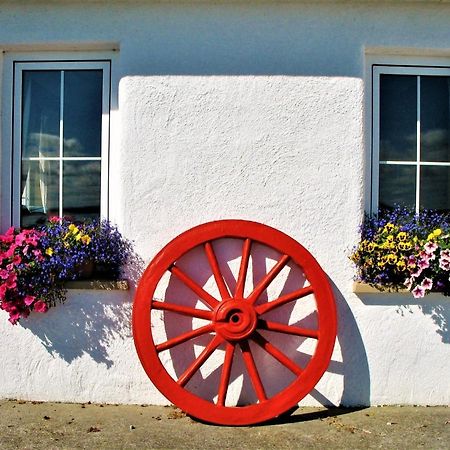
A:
[0,1,449,408]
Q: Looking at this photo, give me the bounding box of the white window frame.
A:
[3,57,111,227]
[371,63,450,214]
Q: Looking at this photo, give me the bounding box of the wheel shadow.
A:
[156,238,370,414]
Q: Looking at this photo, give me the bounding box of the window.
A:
[372,65,450,214]
[12,61,110,226]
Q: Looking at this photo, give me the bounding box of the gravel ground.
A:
[0,400,449,449]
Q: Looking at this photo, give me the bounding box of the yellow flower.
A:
[81,235,91,245]
[45,248,53,256]
[384,223,395,232]
[75,232,82,241]
[433,228,442,237]
[396,260,406,271]
[386,253,397,265]
[397,232,407,241]
[386,234,394,242]
[367,242,376,252]
[397,241,412,251]
[377,260,385,268]
[427,233,435,241]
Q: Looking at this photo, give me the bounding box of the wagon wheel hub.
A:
[214,299,257,342]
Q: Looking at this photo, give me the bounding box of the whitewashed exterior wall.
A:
[0,1,449,407]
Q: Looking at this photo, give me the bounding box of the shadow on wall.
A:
[151,238,370,408]
[357,293,450,344]
[22,290,132,368]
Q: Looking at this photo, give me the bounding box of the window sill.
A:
[352,282,409,295]
[64,280,129,291]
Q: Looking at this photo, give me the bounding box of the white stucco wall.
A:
[0,1,449,408]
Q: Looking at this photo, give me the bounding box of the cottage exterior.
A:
[1,0,449,407]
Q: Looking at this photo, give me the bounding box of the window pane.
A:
[421,76,450,162]
[63,161,101,220]
[380,75,417,161]
[63,70,103,157]
[20,160,59,227]
[379,164,416,210]
[420,166,450,212]
[22,71,60,158]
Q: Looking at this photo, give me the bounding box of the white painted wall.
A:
[0,1,449,408]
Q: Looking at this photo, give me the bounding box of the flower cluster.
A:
[0,219,132,324]
[351,206,450,298]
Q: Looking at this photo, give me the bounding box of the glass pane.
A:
[63,161,101,220]
[20,160,59,227]
[22,71,60,158]
[380,74,417,161]
[421,76,450,162]
[420,166,450,212]
[379,164,416,210]
[63,70,103,157]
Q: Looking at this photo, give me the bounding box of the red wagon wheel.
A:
[133,220,336,426]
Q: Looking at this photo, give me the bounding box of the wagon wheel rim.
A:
[133,220,337,426]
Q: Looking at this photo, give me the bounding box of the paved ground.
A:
[0,400,449,449]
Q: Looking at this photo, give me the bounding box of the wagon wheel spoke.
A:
[257,319,319,339]
[204,242,231,300]
[217,343,235,406]
[177,335,224,387]
[170,265,220,309]
[247,254,290,305]
[240,340,267,402]
[156,324,215,353]
[152,300,213,320]
[252,332,303,376]
[235,238,252,299]
[256,286,314,315]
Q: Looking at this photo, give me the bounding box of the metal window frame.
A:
[12,60,111,225]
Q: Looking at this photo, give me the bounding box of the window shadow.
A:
[21,289,132,368]
[356,292,450,344]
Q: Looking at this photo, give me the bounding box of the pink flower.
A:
[14,232,27,246]
[439,258,450,271]
[33,301,48,313]
[0,269,10,279]
[412,285,426,298]
[424,242,438,255]
[22,245,29,255]
[5,244,17,258]
[0,284,7,300]
[418,258,430,270]
[411,267,423,278]
[5,273,17,289]
[24,295,35,306]
[8,312,20,325]
[421,278,433,290]
[441,249,450,259]
[12,255,21,265]
[49,216,61,223]
[404,278,413,289]
[0,227,15,244]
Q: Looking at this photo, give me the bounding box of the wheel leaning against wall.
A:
[133,220,337,426]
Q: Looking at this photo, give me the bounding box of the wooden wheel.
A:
[133,220,336,426]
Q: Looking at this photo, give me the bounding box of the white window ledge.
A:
[64,280,129,290]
